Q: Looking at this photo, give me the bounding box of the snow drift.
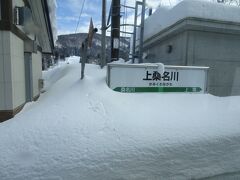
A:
[0,57,240,179]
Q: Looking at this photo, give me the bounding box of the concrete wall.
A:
[144,32,188,65]
[188,31,240,96]
[32,51,42,98]
[143,26,240,96]
[0,31,25,110]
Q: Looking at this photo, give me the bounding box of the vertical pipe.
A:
[139,0,145,63]
[132,1,138,64]
[111,0,120,62]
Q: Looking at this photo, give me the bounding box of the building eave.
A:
[41,0,54,54]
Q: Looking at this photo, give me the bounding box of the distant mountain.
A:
[55,33,130,63]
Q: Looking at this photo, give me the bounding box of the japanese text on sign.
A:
[143,71,179,81]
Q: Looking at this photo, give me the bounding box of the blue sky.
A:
[57,0,111,35]
[56,0,178,35]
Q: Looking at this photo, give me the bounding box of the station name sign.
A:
[107,64,209,93]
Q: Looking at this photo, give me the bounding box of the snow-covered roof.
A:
[144,0,240,41]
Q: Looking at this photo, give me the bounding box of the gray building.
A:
[142,17,240,96]
[138,0,240,97]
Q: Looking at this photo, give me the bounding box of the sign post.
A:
[80,39,88,79]
[107,64,209,93]
[80,18,97,79]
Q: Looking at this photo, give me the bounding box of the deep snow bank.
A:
[144,0,240,41]
[0,57,240,179]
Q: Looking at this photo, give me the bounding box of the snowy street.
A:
[1,56,240,179]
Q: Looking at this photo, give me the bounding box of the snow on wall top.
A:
[144,0,240,41]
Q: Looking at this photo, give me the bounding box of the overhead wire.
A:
[75,0,86,33]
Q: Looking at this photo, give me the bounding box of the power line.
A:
[75,0,86,33]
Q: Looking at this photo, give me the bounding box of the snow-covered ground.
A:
[1,56,240,180]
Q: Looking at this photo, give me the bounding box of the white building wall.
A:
[0,31,13,110]
[32,51,42,98]
[10,32,25,109]
[0,0,27,110]
[0,32,5,109]
[0,60,3,110]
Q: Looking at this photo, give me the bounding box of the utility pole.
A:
[111,0,120,62]
[101,0,106,68]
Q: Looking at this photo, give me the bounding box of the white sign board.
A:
[113,38,119,49]
[107,64,209,93]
